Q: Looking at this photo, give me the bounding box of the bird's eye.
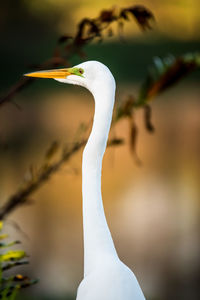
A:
[79,68,84,74]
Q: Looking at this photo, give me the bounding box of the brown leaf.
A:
[107,138,124,147]
[99,9,116,22]
[120,10,130,21]
[87,20,101,37]
[129,115,142,165]
[147,58,197,98]
[144,105,155,132]
[76,18,89,40]
[122,5,155,30]
[76,18,101,41]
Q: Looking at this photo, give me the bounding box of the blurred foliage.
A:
[0,221,38,300]
[0,4,155,108]
[0,3,200,299]
[4,0,199,40]
[137,52,200,105]
[0,3,199,221]
[114,51,200,161]
[0,50,199,219]
[115,52,200,122]
[0,5,155,298]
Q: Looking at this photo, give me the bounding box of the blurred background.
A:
[0,0,200,300]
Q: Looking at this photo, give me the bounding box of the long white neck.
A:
[82,85,118,277]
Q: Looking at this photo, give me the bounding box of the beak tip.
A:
[24,73,31,77]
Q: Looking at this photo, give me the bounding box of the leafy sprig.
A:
[0,221,38,300]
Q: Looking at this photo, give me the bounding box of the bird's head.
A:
[24,61,115,94]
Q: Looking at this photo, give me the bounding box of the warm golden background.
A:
[0,1,200,300]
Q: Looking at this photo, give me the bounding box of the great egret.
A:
[25,61,146,300]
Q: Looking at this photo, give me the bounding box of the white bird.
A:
[25,61,146,300]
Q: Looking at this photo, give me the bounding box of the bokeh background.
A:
[0,0,200,300]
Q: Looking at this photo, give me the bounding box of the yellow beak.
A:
[24,68,71,79]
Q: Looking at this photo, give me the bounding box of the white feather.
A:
[57,61,146,300]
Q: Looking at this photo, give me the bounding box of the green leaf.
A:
[0,234,8,240]
[8,286,19,300]
[0,284,19,300]
[0,251,26,262]
[0,221,3,231]
[0,241,21,249]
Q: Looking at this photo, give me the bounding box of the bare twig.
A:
[0,138,123,220]
[0,140,85,220]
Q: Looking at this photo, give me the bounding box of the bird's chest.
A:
[76,261,143,300]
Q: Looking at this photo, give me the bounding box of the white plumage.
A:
[25,61,146,300]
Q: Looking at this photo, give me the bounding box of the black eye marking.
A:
[79,68,84,74]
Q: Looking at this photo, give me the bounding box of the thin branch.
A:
[0,4,154,107]
[0,138,123,220]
